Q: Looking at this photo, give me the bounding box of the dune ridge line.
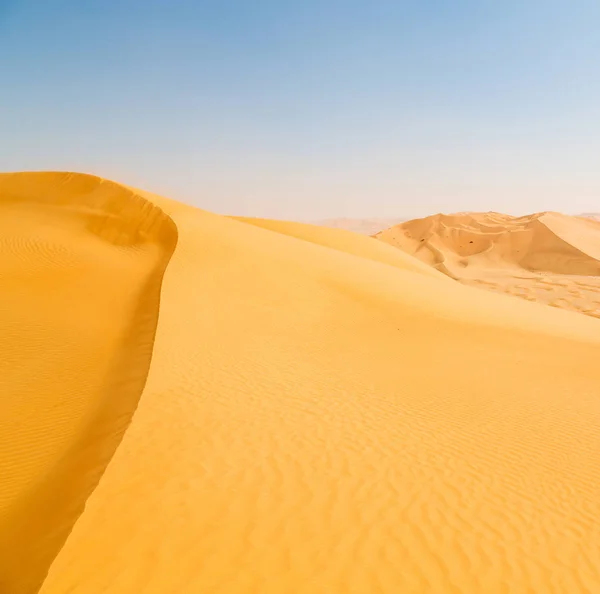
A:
[0,172,178,594]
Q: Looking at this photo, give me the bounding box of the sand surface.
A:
[375,211,600,320]
[579,213,600,222]
[314,217,406,235]
[0,173,177,593]
[2,176,600,593]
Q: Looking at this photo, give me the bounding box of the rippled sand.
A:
[3,174,600,593]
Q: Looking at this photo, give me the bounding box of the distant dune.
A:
[579,212,600,221]
[375,211,600,319]
[314,217,405,235]
[316,213,600,234]
[3,175,600,593]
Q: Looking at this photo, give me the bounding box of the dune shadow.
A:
[0,172,178,594]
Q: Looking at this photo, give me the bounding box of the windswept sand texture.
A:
[0,173,177,594]
[375,211,600,320]
[2,177,600,593]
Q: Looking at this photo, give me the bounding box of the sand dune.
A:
[0,172,177,593]
[579,212,600,221]
[233,217,448,281]
[2,176,600,593]
[375,211,600,319]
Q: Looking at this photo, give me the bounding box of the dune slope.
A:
[3,175,600,593]
[0,172,177,594]
[232,216,449,280]
[314,217,406,235]
[375,211,600,318]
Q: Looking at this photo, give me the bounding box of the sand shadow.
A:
[0,172,178,594]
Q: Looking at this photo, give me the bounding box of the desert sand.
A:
[2,174,600,593]
[579,213,600,222]
[375,211,600,320]
[314,217,405,235]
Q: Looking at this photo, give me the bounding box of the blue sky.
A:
[1,0,599,219]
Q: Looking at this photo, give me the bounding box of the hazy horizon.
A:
[2,1,599,221]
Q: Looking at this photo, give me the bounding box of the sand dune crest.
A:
[0,172,177,593]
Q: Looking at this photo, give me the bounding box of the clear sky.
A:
[1,0,599,220]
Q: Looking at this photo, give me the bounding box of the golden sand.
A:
[2,174,600,593]
[314,217,405,235]
[375,211,600,320]
[0,172,177,593]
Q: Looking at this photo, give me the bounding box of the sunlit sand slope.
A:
[375,211,600,319]
[314,217,406,235]
[0,173,177,594]
[579,213,600,222]
[22,182,600,593]
[233,216,449,280]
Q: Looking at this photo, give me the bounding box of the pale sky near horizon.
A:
[1,0,599,221]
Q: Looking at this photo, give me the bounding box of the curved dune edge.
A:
[0,172,177,594]
[231,216,450,281]
[29,180,600,593]
[375,212,600,319]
